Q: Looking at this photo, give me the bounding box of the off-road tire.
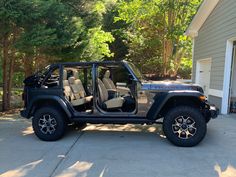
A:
[32,107,66,141]
[163,106,207,147]
[205,116,211,124]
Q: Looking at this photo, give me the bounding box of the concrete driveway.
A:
[0,114,236,177]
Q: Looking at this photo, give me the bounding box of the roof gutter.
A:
[185,0,220,38]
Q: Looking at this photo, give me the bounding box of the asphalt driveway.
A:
[0,114,236,177]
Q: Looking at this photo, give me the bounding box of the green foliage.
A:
[102,1,129,60]
[0,0,114,62]
[0,0,201,108]
[0,0,116,111]
[0,0,200,77]
[178,58,192,79]
[81,27,114,61]
[13,72,24,88]
[115,0,201,77]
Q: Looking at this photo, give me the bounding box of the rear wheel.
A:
[32,107,66,141]
[163,106,206,147]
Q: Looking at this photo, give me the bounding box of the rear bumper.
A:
[20,109,30,118]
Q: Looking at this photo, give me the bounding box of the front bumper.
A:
[209,105,219,119]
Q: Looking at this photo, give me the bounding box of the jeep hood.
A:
[141,80,204,93]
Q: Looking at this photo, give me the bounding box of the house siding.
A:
[208,96,222,112]
[192,0,236,110]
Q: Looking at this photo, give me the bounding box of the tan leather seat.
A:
[97,79,124,109]
[102,70,131,95]
[63,70,73,100]
[72,70,93,103]
[63,70,85,106]
[103,70,116,90]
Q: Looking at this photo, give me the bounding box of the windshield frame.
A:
[35,65,51,77]
[125,62,145,82]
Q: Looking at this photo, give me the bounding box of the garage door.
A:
[196,59,212,96]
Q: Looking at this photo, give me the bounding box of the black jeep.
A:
[20,61,218,147]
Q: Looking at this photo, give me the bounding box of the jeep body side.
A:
[21,61,218,146]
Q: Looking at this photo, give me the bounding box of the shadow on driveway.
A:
[0,115,236,177]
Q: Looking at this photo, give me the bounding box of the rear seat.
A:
[63,70,85,106]
[72,70,93,103]
[63,70,74,100]
[68,76,92,104]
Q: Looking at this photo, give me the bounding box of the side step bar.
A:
[72,117,160,124]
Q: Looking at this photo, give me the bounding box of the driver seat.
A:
[102,70,131,95]
[102,70,117,90]
[97,79,124,109]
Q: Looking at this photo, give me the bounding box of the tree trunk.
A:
[23,54,34,78]
[5,29,18,110]
[163,39,173,76]
[6,50,15,109]
[2,35,10,111]
[172,48,185,76]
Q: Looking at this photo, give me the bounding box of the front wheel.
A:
[163,106,206,147]
[32,107,66,141]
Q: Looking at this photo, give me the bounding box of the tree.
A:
[0,0,32,110]
[0,0,201,111]
[102,1,129,61]
[115,0,201,77]
[0,0,115,111]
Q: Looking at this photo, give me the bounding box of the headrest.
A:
[73,70,78,79]
[68,77,75,84]
[63,80,69,86]
[75,79,82,85]
[63,70,67,80]
[104,70,110,78]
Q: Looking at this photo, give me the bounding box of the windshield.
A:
[127,62,145,81]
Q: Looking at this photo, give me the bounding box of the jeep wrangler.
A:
[20,61,218,147]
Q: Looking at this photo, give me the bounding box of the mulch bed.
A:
[0,109,21,117]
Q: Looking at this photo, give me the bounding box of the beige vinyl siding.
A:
[208,96,222,110]
[192,0,236,108]
[192,0,236,85]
